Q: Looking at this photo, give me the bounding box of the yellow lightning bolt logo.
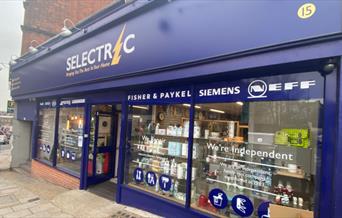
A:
[111,25,126,65]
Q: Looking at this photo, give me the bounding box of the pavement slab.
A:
[0,170,161,218]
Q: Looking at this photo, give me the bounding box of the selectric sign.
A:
[65,25,135,72]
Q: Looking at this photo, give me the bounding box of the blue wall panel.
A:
[11,0,342,98]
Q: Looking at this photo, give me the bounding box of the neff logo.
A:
[247,80,316,99]
[66,25,135,71]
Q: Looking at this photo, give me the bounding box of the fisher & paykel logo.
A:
[247,79,316,99]
[65,24,135,77]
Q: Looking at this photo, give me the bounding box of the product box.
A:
[248,132,275,145]
[274,130,289,145]
[181,143,188,157]
[158,129,166,135]
[168,141,182,156]
[283,128,310,148]
[193,143,198,159]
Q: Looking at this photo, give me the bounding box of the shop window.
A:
[57,106,85,176]
[191,101,322,217]
[37,108,56,162]
[125,104,192,204]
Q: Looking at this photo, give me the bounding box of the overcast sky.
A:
[0,0,24,112]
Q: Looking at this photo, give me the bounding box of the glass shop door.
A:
[87,104,117,185]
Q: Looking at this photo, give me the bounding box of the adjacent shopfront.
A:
[9,1,342,217]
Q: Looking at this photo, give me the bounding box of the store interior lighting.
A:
[236,101,244,106]
[132,105,149,110]
[182,104,201,109]
[209,108,225,114]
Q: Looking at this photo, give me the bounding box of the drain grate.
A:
[27,197,40,202]
[112,210,141,218]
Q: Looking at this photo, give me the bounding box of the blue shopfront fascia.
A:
[30,60,340,218]
[15,1,342,216]
[28,58,340,218]
[10,0,342,99]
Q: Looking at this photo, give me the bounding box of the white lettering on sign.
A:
[199,86,240,97]
[248,79,316,99]
[65,25,135,72]
[128,90,191,101]
[207,143,294,161]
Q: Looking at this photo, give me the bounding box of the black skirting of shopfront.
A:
[10,1,342,218]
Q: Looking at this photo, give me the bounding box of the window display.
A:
[57,106,85,175]
[37,107,56,162]
[191,101,322,217]
[125,104,193,204]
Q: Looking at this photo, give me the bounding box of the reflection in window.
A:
[57,107,84,175]
[191,101,322,217]
[37,108,56,162]
[125,104,193,204]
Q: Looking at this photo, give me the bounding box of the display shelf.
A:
[239,125,249,129]
[154,134,189,139]
[132,150,188,160]
[183,117,239,124]
[206,177,277,197]
[132,160,163,169]
[137,152,187,160]
[60,144,80,150]
[275,170,306,179]
[133,143,168,150]
[37,138,53,144]
[128,183,185,205]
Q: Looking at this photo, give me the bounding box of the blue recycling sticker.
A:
[133,168,144,183]
[145,171,157,186]
[231,195,254,217]
[208,188,229,209]
[258,201,270,218]
[159,174,172,191]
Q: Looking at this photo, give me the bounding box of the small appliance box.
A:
[168,141,182,156]
[248,132,275,145]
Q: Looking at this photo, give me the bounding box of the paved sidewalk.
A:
[0,144,11,170]
[0,170,160,218]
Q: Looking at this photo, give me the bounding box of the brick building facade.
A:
[20,0,117,189]
[21,0,115,55]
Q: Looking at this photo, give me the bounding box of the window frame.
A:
[34,98,86,179]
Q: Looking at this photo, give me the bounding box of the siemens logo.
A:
[66,25,135,72]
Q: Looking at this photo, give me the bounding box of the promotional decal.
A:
[231,195,254,217]
[159,175,172,191]
[133,167,144,183]
[208,188,229,209]
[145,171,157,186]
